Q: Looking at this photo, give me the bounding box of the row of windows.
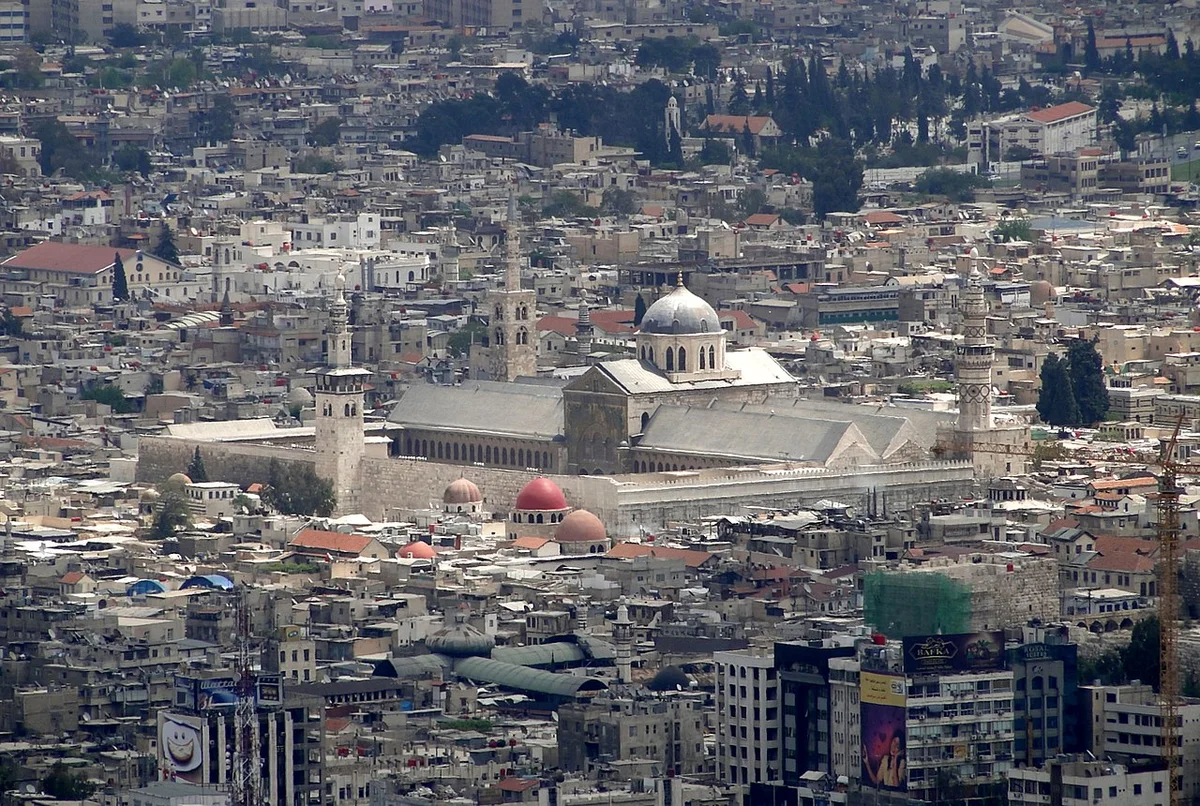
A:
[405,437,549,470]
[322,402,358,417]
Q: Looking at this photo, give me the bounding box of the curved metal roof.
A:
[180,574,234,590]
[453,656,607,698]
[373,654,449,679]
[490,642,586,669]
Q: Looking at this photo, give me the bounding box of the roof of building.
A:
[605,542,714,569]
[516,477,568,512]
[703,115,778,135]
[491,642,587,668]
[387,381,564,440]
[640,281,721,336]
[511,536,552,550]
[581,348,794,395]
[453,656,608,697]
[60,571,86,585]
[443,477,483,504]
[289,529,375,555]
[1024,101,1096,124]
[555,509,606,543]
[397,540,438,560]
[3,242,139,275]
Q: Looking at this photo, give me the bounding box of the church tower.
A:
[313,273,370,515]
[956,249,993,433]
[471,195,537,381]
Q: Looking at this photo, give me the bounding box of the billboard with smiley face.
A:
[159,712,205,783]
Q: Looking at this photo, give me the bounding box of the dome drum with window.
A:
[636,276,740,382]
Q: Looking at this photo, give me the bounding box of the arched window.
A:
[408,271,415,282]
[421,439,428,456]
[351,403,357,416]
[494,305,502,319]
[517,327,528,345]
[648,346,654,364]
[709,345,716,368]
[453,444,459,461]
[640,346,646,359]
[437,443,444,459]
[542,451,549,467]
[665,347,674,371]
[536,514,544,524]
[502,448,509,465]
[344,403,350,416]
[678,346,687,370]
[495,329,505,345]
[699,348,706,369]
[469,444,476,462]
[518,448,526,466]
[641,412,650,431]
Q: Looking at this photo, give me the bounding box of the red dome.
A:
[514,477,568,511]
[398,541,438,560]
[555,509,606,543]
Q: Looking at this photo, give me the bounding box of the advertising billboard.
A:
[158,711,205,784]
[860,671,907,793]
[902,631,1005,675]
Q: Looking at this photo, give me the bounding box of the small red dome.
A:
[398,541,437,559]
[555,509,606,543]
[514,477,568,511]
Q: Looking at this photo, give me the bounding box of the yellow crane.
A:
[974,417,1188,806]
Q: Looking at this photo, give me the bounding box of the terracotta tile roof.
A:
[536,315,576,337]
[744,213,781,227]
[1087,551,1155,573]
[497,778,539,793]
[589,309,636,335]
[60,571,85,584]
[605,542,713,569]
[8,306,32,317]
[1088,475,1156,492]
[1025,101,1095,124]
[864,210,905,225]
[703,114,777,135]
[511,536,550,550]
[720,310,759,331]
[289,529,374,555]
[1094,535,1157,556]
[4,242,138,275]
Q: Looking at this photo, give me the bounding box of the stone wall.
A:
[137,437,316,487]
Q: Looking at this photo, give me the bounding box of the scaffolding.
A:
[863,570,974,638]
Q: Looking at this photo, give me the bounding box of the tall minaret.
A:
[313,273,370,515]
[956,247,993,433]
[613,603,633,684]
[574,296,593,364]
[472,193,537,381]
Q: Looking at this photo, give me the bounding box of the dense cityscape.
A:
[4,1,1200,806]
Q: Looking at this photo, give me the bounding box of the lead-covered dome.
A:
[640,281,721,335]
[426,612,495,658]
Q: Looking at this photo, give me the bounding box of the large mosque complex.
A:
[137,213,1019,530]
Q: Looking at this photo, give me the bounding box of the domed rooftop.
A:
[444,477,483,505]
[555,509,606,543]
[646,665,691,692]
[140,488,161,502]
[398,540,438,560]
[288,386,314,407]
[426,612,495,658]
[166,472,192,487]
[640,278,721,336]
[515,477,568,511]
[1030,280,1054,306]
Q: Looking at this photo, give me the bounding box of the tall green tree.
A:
[810,138,862,218]
[41,762,95,800]
[1067,338,1110,425]
[186,447,208,482]
[151,488,191,539]
[633,294,647,326]
[1084,20,1100,72]
[1036,354,1079,426]
[262,459,336,517]
[154,223,180,264]
[112,252,128,301]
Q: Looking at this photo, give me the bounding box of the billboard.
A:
[902,631,1005,675]
[159,711,205,784]
[175,672,283,710]
[860,671,906,793]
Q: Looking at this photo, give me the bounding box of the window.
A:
[665,347,674,371]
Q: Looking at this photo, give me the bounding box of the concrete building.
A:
[1008,757,1169,806]
[715,650,780,786]
[557,690,707,775]
[775,640,857,785]
[968,102,1097,167]
[1006,626,1081,767]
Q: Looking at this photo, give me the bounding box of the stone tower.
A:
[574,296,593,364]
[664,96,681,145]
[956,248,993,433]
[313,273,370,515]
[613,603,633,684]
[472,194,537,381]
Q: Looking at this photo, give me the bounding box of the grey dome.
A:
[640,283,721,335]
[426,612,495,658]
[646,665,690,691]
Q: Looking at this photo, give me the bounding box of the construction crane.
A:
[972,418,1188,806]
[232,588,261,806]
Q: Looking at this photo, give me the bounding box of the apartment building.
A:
[715,650,780,786]
[1008,758,1169,806]
[968,102,1097,167]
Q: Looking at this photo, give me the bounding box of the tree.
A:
[108,22,145,48]
[204,94,236,145]
[112,252,128,301]
[1121,616,1160,691]
[1036,354,1078,426]
[83,384,134,413]
[309,117,342,147]
[261,459,336,517]
[601,187,638,217]
[34,119,96,178]
[1067,338,1110,425]
[448,320,486,357]
[699,137,732,165]
[728,73,750,115]
[741,120,756,157]
[113,144,152,176]
[993,218,1032,243]
[633,294,647,326]
[542,190,597,218]
[810,138,863,219]
[1004,144,1035,162]
[151,488,191,539]
[187,447,208,483]
[154,223,180,264]
[41,762,95,801]
[738,187,767,217]
[1084,19,1100,72]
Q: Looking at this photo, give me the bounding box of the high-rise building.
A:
[774,640,856,785]
[1006,625,1081,767]
[557,690,707,775]
[313,273,369,515]
[715,650,780,786]
[470,195,537,383]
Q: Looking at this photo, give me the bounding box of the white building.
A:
[184,481,242,519]
[1008,758,1168,806]
[714,650,780,786]
[290,213,380,250]
[968,102,1097,167]
[828,655,862,784]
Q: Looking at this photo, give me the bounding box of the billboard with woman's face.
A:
[861,671,907,792]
